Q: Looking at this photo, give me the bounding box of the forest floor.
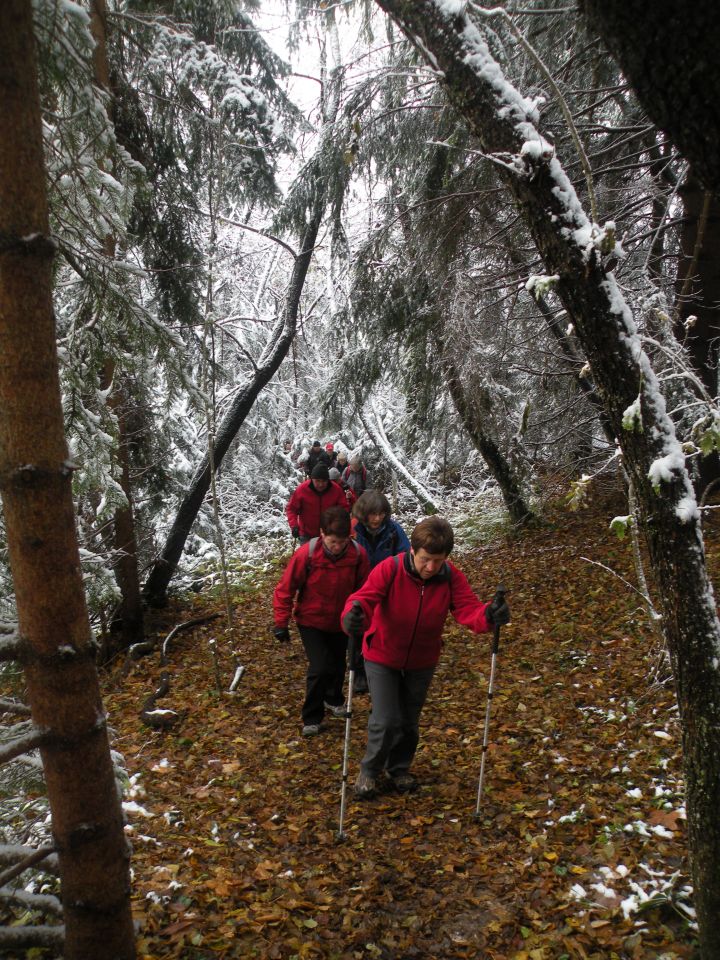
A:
[105,480,714,960]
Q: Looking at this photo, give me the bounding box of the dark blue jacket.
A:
[354,518,410,569]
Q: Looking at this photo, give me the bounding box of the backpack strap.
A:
[306,537,319,573]
[298,537,319,600]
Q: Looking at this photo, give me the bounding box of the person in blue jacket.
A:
[353,490,411,568]
[351,490,410,692]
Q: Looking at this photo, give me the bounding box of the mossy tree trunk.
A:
[373,3,720,954]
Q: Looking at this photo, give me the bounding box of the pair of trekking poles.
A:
[336,586,507,840]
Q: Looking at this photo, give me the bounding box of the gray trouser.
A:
[361,660,435,778]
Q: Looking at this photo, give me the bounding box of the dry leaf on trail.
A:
[109,487,701,960]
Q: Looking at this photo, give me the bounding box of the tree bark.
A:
[373,3,720,955]
[144,42,346,607]
[359,401,438,513]
[0,3,136,958]
[675,172,720,397]
[673,171,720,494]
[580,0,720,194]
[99,360,145,649]
[91,0,145,650]
[442,354,534,526]
[143,212,324,607]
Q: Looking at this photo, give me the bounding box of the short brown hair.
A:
[410,517,454,555]
[320,506,351,537]
[353,489,391,523]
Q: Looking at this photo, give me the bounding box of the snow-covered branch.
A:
[360,400,439,513]
[0,726,47,765]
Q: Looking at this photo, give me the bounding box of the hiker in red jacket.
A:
[273,507,370,737]
[286,463,349,544]
[341,516,510,798]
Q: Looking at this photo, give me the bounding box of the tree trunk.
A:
[143,213,323,607]
[673,171,720,495]
[580,0,720,193]
[675,171,720,396]
[359,401,438,513]
[442,354,534,526]
[91,0,145,650]
[373,3,720,954]
[144,41,346,607]
[0,3,136,957]
[102,361,145,649]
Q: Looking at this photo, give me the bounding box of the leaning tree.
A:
[372,2,720,955]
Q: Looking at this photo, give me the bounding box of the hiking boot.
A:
[302,723,323,737]
[353,770,377,799]
[323,701,346,719]
[389,773,419,794]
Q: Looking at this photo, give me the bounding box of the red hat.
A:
[325,442,334,451]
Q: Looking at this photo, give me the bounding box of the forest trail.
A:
[107,484,710,960]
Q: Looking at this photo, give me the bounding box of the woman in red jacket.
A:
[274,507,369,737]
[341,516,509,797]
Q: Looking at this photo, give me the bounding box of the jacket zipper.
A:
[403,583,424,669]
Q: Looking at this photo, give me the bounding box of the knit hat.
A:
[312,440,322,448]
[311,463,330,480]
[325,442,334,451]
[328,467,341,480]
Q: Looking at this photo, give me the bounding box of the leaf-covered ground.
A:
[107,484,711,960]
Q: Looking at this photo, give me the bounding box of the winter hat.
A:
[312,440,322,448]
[328,467,341,480]
[311,463,330,480]
[325,442,334,451]
[350,455,361,466]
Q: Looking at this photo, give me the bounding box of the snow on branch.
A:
[0,845,58,885]
[0,726,47,765]
[0,925,64,951]
[0,631,21,662]
[360,400,439,513]
[0,697,31,717]
[0,886,63,917]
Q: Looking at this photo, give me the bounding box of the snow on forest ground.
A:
[106,482,705,960]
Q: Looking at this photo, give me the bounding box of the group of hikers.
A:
[272,441,510,800]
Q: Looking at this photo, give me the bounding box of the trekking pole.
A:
[474,585,506,818]
[337,602,362,842]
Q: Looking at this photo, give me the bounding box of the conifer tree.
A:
[0,1,135,955]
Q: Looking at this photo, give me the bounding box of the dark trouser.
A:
[298,534,311,546]
[361,660,436,778]
[298,625,347,725]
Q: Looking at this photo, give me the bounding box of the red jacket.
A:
[274,540,370,632]
[285,480,349,539]
[342,553,490,670]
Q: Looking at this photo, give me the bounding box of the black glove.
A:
[342,603,365,636]
[486,595,510,626]
[291,526,299,539]
[273,626,291,643]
